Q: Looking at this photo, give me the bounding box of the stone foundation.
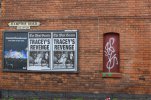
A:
[1,90,151,100]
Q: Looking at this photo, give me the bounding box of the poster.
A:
[53,33,76,70]
[3,32,28,70]
[3,30,78,72]
[27,32,51,71]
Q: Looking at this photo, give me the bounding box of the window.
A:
[103,32,120,73]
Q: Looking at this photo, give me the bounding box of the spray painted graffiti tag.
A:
[104,38,118,72]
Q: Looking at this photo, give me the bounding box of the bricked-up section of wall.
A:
[0,0,151,96]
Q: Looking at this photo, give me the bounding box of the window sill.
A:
[101,72,122,78]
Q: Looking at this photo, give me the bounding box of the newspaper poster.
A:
[3,32,28,70]
[53,32,77,70]
[27,32,51,71]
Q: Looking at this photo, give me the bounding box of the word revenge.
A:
[54,45,74,51]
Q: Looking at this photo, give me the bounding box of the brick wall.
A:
[0,0,151,96]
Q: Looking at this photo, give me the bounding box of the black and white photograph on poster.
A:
[3,32,28,70]
[28,51,50,70]
[53,51,74,69]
